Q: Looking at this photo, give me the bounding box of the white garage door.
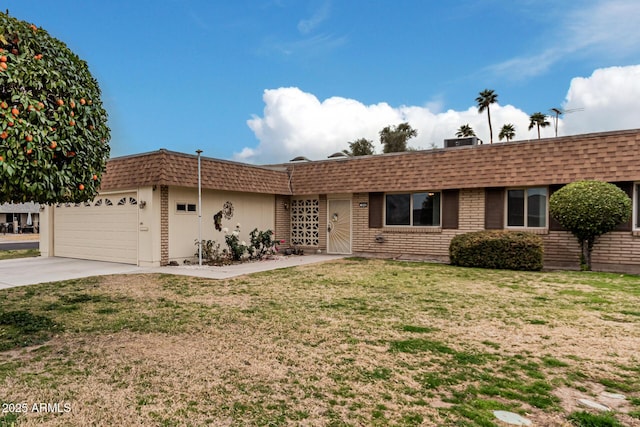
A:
[54,192,138,264]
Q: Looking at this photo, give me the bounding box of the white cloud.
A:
[237,64,640,164]
[561,65,640,135]
[237,87,544,164]
[297,0,331,34]
[489,0,640,79]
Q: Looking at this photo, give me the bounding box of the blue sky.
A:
[6,0,640,163]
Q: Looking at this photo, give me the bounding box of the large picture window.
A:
[507,187,547,228]
[385,192,441,226]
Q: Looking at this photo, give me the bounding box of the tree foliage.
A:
[528,112,550,139]
[549,180,632,270]
[499,123,516,142]
[455,124,475,138]
[0,12,110,204]
[380,122,417,153]
[476,89,497,144]
[346,138,374,156]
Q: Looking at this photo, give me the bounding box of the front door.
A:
[327,199,351,254]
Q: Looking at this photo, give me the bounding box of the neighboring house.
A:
[0,202,40,234]
[40,128,640,273]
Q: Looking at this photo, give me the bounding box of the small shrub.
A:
[449,230,543,271]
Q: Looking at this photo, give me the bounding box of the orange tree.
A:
[0,12,110,203]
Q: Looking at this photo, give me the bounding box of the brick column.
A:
[160,185,169,266]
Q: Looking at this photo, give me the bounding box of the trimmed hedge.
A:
[449,230,544,271]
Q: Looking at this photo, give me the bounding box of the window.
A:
[177,203,196,213]
[506,187,547,228]
[385,192,441,226]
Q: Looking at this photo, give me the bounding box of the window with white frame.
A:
[506,187,547,227]
[385,192,441,226]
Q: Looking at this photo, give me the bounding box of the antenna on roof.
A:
[549,107,584,137]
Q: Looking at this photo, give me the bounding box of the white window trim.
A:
[384,191,442,228]
[505,187,549,229]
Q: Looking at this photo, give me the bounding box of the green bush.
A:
[549,180,632,270]
[449,230,543,271]
[0,12,110,203]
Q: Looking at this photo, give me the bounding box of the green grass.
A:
[0,259,638,426]
[0,248,39,260]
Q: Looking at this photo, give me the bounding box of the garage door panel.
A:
[54,192,138,264]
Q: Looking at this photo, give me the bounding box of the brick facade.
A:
[160,185,169,266]
[274,194,291,249]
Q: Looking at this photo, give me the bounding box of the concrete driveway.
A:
[0,255,346,289]
[0,257,146,289]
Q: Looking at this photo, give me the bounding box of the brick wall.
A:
[351,189,485,261]
[350,189,640,273]
[160,185,169,266]
[274,194,291,249]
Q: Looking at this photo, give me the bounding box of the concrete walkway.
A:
[0,255,347,289]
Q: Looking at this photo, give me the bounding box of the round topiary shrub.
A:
[549,180,632,270]
[0,12,110,204]
[449,230,544,271]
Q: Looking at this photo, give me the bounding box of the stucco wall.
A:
[167,187,275,262]
[137,186,162,267]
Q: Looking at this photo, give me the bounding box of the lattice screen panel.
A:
[290,199,319,246]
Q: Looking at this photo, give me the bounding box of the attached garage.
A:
[53,191,139,264]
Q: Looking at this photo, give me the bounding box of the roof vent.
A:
[327,152,351,159]
[289,156,311,162]
[444,137,479,148]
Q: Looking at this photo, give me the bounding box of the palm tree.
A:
[455,124,476,138]
[499,124,516,142]
[528,112,550,139]
[476,89,498,144]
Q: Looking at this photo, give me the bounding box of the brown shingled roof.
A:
[100,150,291,194]
[287,129,640,194]
[100,129,640,195]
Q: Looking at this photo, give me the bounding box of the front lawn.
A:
[0,259,639,426]
[0,249,39,261]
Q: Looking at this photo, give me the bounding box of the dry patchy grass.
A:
[1,259,639,426]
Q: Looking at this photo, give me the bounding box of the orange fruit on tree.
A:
[0,56,6,62]
[0,132,7,139]
[57,99,64,106]
[78,184,85,191]
[0,62,7,70]
[7,121,14,127]
[30,24,37,32]
[25,135,33,142]
[11,108,19,116]
[0,102,7,109]
[92,174,98,180]
[79,98,86,105]
[69,100,76,109]
[49,141,57,149]
[37,102,44,110]
[26,148,33,155]
[70,111,75,117]
[0,156,3,162]
[69,119,76,126]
